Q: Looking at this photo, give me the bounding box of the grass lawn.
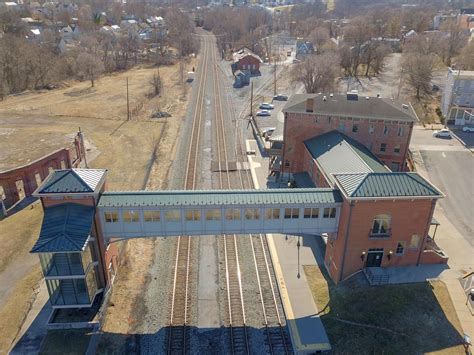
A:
[39,328,92,354]
[304,265,465,354]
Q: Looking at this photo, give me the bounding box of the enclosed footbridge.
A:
[97,188,342,239]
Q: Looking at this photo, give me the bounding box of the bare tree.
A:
[309,27,330,54]
[439,19,468,66]
[291,52,340,94]
[403,52,436,100]
[76,52,104,87]
[457,42,474,70]
[149,70,162,96]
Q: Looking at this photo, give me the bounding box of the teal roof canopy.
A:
[31,203,94,253]
[36,169,106,194]
[98,188,343,208]
[304,131,388,184]
[333,172,443,199]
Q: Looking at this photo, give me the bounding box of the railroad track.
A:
[166,34,210,354]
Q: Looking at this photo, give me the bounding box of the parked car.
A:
[432,128,451,138]
[259,103,274,110]
[261,127,276,139]
[273,94,288,101]
[462,126,474,133]
[256,109,271,116]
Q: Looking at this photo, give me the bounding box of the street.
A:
[410,127,474,246]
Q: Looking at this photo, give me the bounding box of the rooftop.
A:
[35,168,107,195]
[98,188,343,208]
[233,47,263,63]
[304,131,388,184]
[31,203,94,253]
[333,172,444,199]
[283,93,417,122]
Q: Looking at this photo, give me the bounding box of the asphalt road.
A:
[411,128,474,246]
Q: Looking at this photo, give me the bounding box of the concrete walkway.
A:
[247,139,331,353]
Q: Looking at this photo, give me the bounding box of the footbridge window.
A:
[284,208,299,219]
[144,211,160,222]
[206,209,221,220]
[165,210,181,222]
[104,211,118,223]
[323,208,336,219]
[123,210,139,222]
[225,208,241,220]
[245,208,260,220]
[186,210,201,221]
[304,208,319,219]
[265,208,280,220]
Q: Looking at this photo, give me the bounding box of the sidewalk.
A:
[246,139,331,353]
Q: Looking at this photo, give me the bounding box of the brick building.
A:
[231,47,262,75]
[281,92,417,176]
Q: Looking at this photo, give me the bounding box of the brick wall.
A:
[282,111,414,176]
[0,131,86,209]
[324,198,436,283]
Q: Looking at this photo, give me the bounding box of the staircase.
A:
[364,267,389,286]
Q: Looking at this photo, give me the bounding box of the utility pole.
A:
[250,81,254,117]
[273,61,277,96]
[126,77,130,121]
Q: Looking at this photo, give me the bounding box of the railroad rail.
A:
[167,34,210,354]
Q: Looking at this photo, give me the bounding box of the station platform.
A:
[246,139,331,353]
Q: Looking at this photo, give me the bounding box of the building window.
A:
[284,160,290,167]
[304,208,319,218]
[410,234,420,249]
[396,242,405,255]
[369,125,375,134]
[226,208,241,220]
[144,210,160,222]
[123,210,139,222]
[338,122,345,132]
[104,211,118,223]
[284,208,299,219]
[165,210,181,222]
[265,208,280,220]
[323,208,336,218]
[398,127,404,136]
[352,124,358,133]
[185,210,200,221]
[206,209,221,220]
[380,143,387,153]
[383,126,388,135]
[314,117,318,124]
[371,214,391,236]
[394,145,400,153]
[391,162,400,171]
[245,208,260,220]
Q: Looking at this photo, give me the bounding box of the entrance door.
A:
[366,249,383,267]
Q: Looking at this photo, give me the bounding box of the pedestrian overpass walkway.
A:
[97,188,342,239]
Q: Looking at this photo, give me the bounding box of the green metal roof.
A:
[31,203,94,253]
[333,172,443,199]
[36,169,106,194]
[304,131,388,184]
[98,188,343,208]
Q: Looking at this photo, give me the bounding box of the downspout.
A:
[339,200,355,283]
[416,199,437,266]
[280,112,287,184]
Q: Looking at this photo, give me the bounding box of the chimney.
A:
[306,98,314,112]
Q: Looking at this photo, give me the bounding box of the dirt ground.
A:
[0,59,193,352]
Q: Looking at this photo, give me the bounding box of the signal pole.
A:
[250,81,254,117]
[126,77,130,121]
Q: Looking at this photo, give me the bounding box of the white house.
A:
[441,68,474,126]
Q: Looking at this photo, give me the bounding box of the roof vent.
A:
[347,91,358,101]
[323,95,327,101]
[306,98,314,112]
[402,104,409,109]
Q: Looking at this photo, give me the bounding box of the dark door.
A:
[366,251,383,267]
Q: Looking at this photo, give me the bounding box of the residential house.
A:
[232,47,262,75]
[295,39,315,59]
[441,68,474,125]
